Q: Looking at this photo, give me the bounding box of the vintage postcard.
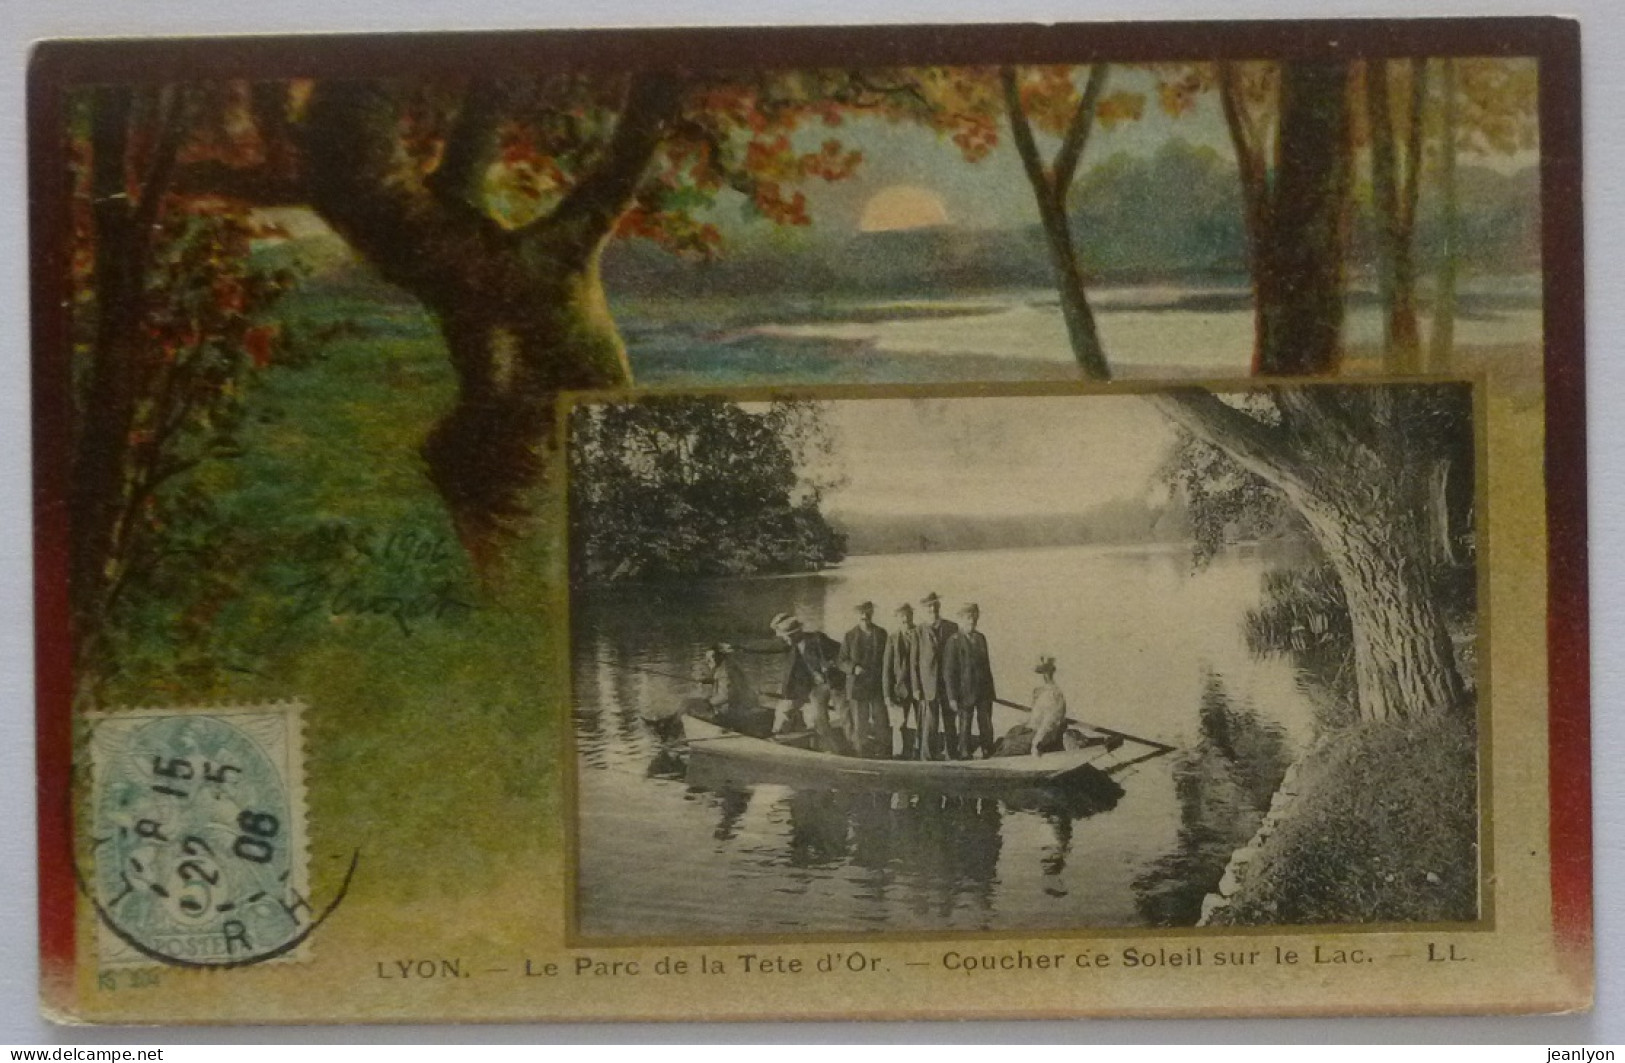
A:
[29,18,1589,1023]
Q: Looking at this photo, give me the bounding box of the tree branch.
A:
[999,66,1055,208]
[426,79,510,214]
[132,86,194,236]
[543,71,687,251]
[1271,384,1369,450]
[848,71,933,112]
[302,79,497,300]
[1052,63,1110,194]
[167,158,308,205]
[669,115,738,190]
[1144,388,1310,496]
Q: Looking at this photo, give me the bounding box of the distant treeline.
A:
[604,141,1539,298]
[832,496,1194,556]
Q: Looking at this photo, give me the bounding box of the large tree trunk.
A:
[1150,387,1467,721]
[1366,60,1426,372]
[1255,61,1353,374]
[301,76,683,568]
[70,86,188,655]
[423,244,632,569]
[1158,65,1464,725]
[71,88,142,639]
[1294,475,1465,721]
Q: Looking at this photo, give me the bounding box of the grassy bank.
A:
[1212,707,1480,925]
[90,286,566,904]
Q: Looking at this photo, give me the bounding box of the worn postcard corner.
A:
[31,17,1589,1024]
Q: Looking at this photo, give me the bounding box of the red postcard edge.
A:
[26,16,1594,1020]
[1537,20,1593,995]
[30,41,79,1011]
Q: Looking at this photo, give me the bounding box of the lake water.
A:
[572,543,1317,939]
[619,282,1542,384]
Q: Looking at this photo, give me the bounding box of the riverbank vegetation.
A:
[567,397,846,582]
[1212,708,1480,924]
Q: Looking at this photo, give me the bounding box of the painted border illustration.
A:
[28,16,1586,1015]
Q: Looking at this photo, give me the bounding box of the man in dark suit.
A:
[765,613,847,753]
[840,601,888,757]
[945,603,997,759]
[883,602,922,759]
[914,591,960,761]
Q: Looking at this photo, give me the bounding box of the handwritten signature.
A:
[284,574,475,636]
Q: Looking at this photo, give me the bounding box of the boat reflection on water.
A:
[678,738,1125,907]
[644,742,688,781]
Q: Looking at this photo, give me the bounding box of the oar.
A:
[587,656,718,723]
[593,657,712,685]
[992,696,1177,755]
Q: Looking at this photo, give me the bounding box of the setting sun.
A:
[857,184,950,232]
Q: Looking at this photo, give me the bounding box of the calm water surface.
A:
[573,544,1314,938]
[620,283,1541,382]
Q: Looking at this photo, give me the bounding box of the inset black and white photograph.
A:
[566,382,1480,940]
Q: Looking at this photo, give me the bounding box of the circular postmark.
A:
[87,705,352,969]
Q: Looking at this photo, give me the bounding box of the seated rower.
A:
[692,643,771,737]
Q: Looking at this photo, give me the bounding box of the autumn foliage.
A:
[68,86,302,689]
[65,57,1538,687]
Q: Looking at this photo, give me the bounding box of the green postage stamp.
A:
[85,701,311,969]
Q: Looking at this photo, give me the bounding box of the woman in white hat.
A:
[1029,655,1069,757]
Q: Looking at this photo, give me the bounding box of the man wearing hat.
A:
[696,643,769,736]
[762,612,846,752]
[840,601,889,757]
[944,603,997,759]
[914,592,960,761]
[883,603,922,759]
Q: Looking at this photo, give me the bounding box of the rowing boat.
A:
[679,714,1133,795]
